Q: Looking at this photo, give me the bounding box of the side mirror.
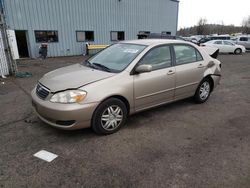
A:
[135,64,152,74]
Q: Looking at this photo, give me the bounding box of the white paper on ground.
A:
[33,150,58,162]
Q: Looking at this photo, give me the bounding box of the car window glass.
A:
[196,50,203,61]
[214,41,222,45]
[174,45,197,65]
[240,37,248,42]
[224,41,233,45]
[139,46,171,70]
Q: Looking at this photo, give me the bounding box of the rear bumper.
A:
[31,89,98,130]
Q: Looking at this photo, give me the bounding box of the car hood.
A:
[39,64,115,92]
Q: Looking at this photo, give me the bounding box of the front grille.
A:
[36,83,50,99]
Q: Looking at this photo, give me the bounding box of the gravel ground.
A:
[0,54,250,188]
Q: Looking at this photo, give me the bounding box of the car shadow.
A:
[32,97,195,138]
[125,97,195,129]
[28,115,97,142]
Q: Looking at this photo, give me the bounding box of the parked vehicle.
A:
[181,37,199,44]
[198,35,231,44]
[234,36,250,50]
[31,39,221,135]
[137,32,183,40]
[199,37,211,44]
[137,33,219,58]
[202,40,246,54]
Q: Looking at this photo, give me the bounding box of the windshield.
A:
[87,43,146,72]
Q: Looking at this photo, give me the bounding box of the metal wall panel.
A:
[3,0,179,58]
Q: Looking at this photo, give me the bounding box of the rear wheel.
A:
[91,98,128,135]
[194,78,211,103]
[234,48,242,55]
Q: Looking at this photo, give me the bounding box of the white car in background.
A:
[234,36,250,51]
[202,40,246,55]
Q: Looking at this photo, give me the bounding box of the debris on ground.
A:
[15,72,32,78]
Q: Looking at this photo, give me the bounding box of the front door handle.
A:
[198,64,204,68]
[167,70,175,75]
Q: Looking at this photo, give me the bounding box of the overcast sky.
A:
[178,0,250,29]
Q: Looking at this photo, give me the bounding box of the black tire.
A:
[234,48,242,55]
[91,98,128,135]
[194,78,212,104]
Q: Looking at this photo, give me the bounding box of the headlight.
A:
[50,90,87,103]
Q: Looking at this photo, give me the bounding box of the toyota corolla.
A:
[31,39,221,135]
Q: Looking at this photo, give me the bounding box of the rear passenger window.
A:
[240,37,248,42]
[139,45,172,70]
[196,51,203,61]
[174,45,203,65]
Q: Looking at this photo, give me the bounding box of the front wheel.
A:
[194,78,211,103]
[234,48,242,55]
[91,98,128,135]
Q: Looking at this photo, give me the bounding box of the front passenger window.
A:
[139,46,172,70]
[224,41,234,46]
[214,41,223,44]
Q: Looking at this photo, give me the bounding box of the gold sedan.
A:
[31,39,221,135]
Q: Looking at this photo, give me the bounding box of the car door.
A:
[133,45,175,111]
[223,41,235,53]
[173,44,205,100]
[246,37,250,49]
[213,40,226,52]
[238,37,248,48]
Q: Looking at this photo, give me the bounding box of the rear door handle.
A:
[167,70,175,75]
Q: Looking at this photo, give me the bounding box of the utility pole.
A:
[0,0,18,76]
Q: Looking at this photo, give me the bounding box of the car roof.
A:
[207,40,223,42]
[121,39,190,46]
[207,40,235,44]
[238,35,250,38]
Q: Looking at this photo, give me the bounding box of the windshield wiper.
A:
[82,60,96,69]
[92,63,112,72]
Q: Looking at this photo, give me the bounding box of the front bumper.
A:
[31,89,98,130]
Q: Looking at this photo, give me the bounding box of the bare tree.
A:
[242,15,250,34]
[218,21,225,35]
[196,18,207,35]
[178,17,247,36]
